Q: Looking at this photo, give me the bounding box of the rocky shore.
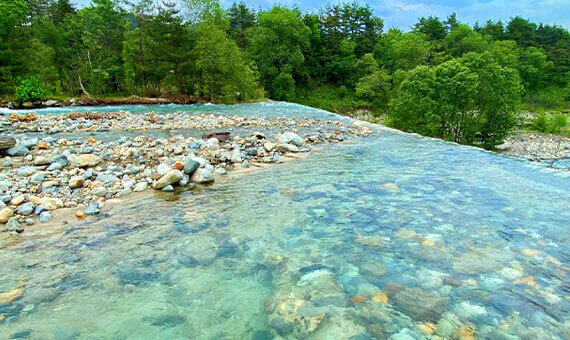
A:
[1,95,202,110]
[496,132,570,164]
[0,111,373,234]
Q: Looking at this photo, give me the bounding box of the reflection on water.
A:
[0,103,569,339]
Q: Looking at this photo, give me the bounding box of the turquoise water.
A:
[0,103,569,339]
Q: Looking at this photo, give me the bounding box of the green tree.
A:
[355,69,391,110]
[228,1,256,49]
[462,52,522,147]
[506,16,536,47]
[247,7,310,100]
[192,20,257,102]
[414,16,447,41]
[445,24,488,57]
[518,47,553,92]
[375,31,431,72]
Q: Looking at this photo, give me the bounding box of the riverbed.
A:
[0,102,568,339]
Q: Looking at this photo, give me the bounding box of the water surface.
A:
[0,103,568,339]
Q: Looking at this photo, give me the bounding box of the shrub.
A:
[531,112,568,134]
[14,77,46,102]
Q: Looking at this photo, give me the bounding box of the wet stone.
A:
[385,283,447,322]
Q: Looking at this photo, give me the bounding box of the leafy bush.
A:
[14,77,46,102]
[531,112,568,134]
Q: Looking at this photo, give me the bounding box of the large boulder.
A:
[278,132,304,147]
[153,170,183,189]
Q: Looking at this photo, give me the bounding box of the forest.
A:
[1,0,569,147]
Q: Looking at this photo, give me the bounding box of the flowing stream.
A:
[0,102,568,339]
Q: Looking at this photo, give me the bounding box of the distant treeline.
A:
[1,0,568,146]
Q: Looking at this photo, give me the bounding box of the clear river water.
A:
[0,102,568,339]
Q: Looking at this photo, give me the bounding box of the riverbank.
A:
[0,110,373,235]
[0,95,204,110]
[496,131,570,164]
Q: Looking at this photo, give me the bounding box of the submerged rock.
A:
[452,247,513,274]
[385,283,447,322]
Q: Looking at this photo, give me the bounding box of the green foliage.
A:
[355,69,391,110]
[374,30,431,72]
[389,53,522,147]
[247,6,310,100]
[14,77,46,102]
[531,112,568,134]
[445,24,488,57]
[414,16,447,41]
[192,21,257,102]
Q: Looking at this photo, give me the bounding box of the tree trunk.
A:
[78,75,91,98]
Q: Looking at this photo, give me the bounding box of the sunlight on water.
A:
[0,103,568,339]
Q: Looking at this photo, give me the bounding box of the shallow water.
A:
[1,103,569,339]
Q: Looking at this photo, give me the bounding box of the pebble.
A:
[85,202,100,215]
[6,217,23,233]
[133,182,148,192]
[0,207,14,223]
[18,202,35,216]
[39,211,52,223]
[153,170,183,189]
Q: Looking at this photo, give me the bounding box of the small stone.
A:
[7,145,30,157]
[214,167,227,175]
[18,202,35,216]
[91,187,108,197]
[153,170,183,189]
[183,160,200,175]
[156,163,171,175]
[190,167,214,184]
[10,195,26,206]
[37,141,49,149]
[39,197,62,211]
[278,131,304,146]
[33,156,51,166]
[0,208,14,223]
[372,292,388,304]
[69,154,102,168]
[68,176,85,189]
[173,162,184,171]
[85,202,100,215]
[350,295,368,304]
[6,217,23,233]
[39,211,52,223]
[75,211,86,220]
[30,173,45,185]
[263,142,276,152]
[381,182,400,193]
[133,182,148,192]
[96,173,119,184]
[395,228,417,239]
[116,187,132,198]
[162,185,174,192]
[276,144,298,153]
